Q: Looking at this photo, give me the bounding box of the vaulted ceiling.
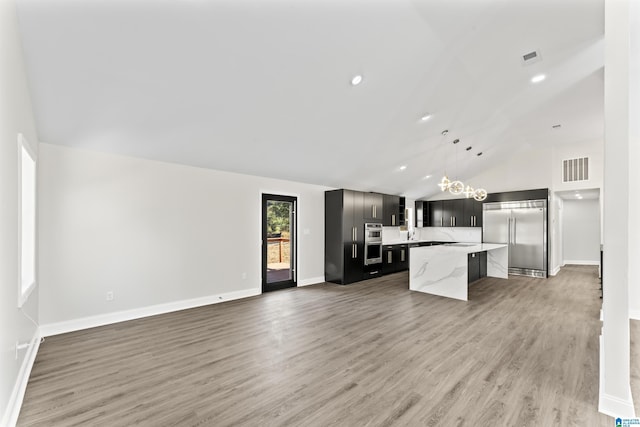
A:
[16,0,604,199]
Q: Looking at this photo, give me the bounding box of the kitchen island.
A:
[409,243,508,301]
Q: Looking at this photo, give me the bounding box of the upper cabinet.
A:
[428,200,444,227]
[363,192,384,222]
[383,195,398,226]
[383,194,405,226]
[424,198,483,227]
[462,198,483,227]
[443,200,464,227]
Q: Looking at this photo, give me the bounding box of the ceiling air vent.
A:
[521,50,542,65]
[562,157,589,183]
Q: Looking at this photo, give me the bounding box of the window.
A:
[19,134,36,307]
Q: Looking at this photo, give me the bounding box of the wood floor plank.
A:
[18,266,630,426]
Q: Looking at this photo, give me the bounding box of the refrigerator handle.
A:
[512,218,516,245]
[507,218,511,245]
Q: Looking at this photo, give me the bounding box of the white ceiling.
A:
[16,0,604,199]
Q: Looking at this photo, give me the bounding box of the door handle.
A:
[513,218,516,245]
[441,218,443,227]
[392,214,396,226]
[388,251,392,263]
[401,249,405,262]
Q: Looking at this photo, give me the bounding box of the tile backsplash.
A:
[382,226,481,243]
[418,227,482,243]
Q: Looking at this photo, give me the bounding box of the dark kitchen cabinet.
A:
[382,244,408,274]
[428,200,444,227]
[325,189,364,285]
[468,252,480,283]
[397,244,408,271]
[463,198,483,227]
[479,251,487,278]
[398,197,406,225]
[382,245,395,274]
[364,193,384,222]
[415,201,430,227]
[383,195,401,226]
[443,199,464,227]
[425,198,481,227]
[468,251,488,283]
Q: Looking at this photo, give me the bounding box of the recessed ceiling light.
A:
[351,75,363,86]
[552,124,562,129]
[465,146,472,151]
[399,165,407,171]
[441,130,449,136]
[531,74,546,83]
[477,152,483,156]
[420,114,432,121]
[423,175,432,180]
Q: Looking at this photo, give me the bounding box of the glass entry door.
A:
[262,194,297,292]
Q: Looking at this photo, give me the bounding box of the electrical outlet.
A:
[106,291,114,301]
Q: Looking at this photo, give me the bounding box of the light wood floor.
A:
[18,266,635,426]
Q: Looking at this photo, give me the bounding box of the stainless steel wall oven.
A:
[364,223,383,265]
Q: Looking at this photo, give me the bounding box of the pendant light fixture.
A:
[437,131,488,201]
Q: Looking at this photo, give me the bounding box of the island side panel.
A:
[487,246,508,279]
[409,247,468,301]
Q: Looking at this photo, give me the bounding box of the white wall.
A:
[38,143,329,330]
[552,139,604,193]
[628,0,640,320]
[599,0,634,417]
[562,199,601,265]
[550,195,563,275]
[457,146,554,195]
[0,0,41,425]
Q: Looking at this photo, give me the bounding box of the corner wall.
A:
[599,0,634,417]
[0,0,41,425]
[628,0,640,320]
[38,144,329,331]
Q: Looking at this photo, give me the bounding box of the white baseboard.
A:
[599,391,636,418]
[40,288,260,337]
[2,330,42,427]
[599,335,637,418]
[298,276,325,287]
[550,265,561,276]
[630,309,640,321]
[563,260,599,266]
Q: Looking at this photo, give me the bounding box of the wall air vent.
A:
[521,50,542,65]
[562,157,589,183]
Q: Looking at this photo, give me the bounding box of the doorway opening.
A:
[262,194,297,292]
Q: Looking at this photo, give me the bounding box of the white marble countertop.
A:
[382,239,442,245]
[412,243,508,254]
[409,243,509,301]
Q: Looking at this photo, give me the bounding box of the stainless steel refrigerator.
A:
[483,199,547,278]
